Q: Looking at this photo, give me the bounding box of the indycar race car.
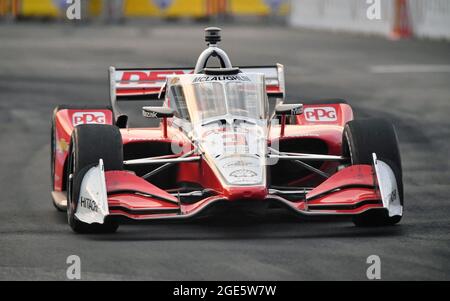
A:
[50,27,403,233]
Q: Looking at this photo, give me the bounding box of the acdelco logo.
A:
[304,107,337,122]
[72,112,106,126]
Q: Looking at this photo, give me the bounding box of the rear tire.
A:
[342,119,403,227]
[67,124,123,234]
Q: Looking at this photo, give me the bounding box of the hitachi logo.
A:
[79,196,98,212]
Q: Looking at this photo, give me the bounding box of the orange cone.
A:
[391,0,413,39]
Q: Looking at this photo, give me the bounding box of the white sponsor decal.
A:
[372,153,403,217]
[197,123,266,185]
[304,107,337,122]
[72,112,106,126]
[143,110,158,118]
[75,159,109,224]
[219,156,263,185]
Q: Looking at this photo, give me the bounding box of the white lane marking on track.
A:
[370,64,450,73]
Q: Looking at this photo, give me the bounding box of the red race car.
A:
[51,28,403,233]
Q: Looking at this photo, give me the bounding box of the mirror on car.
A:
[275,104,303,116]
[142,106,175,119]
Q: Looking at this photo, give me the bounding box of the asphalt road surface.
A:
[0,23,449,280]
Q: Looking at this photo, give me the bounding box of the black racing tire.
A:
[67,124,123,234]
[342,119,403,227]
[51,105,113,211]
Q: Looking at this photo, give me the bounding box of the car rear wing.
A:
[109,64,285,104]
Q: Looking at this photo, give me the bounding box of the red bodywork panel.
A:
[103,165,383,220]
[306,165,375,200]
[53,108,114,191]
[269,103,353,186]
[105,171,180,219]
[271,165,383,216]
[304,165,382,212]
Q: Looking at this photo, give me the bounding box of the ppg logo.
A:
[72,112,106,126]
[304,107,337,122]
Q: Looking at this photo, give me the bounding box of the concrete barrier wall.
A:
[409,0,450,39]
[0,0,14,17]
[124,0,205,17]
[290,0,450,40]
[229,0,290,16]
[10,0,289,18]
[289,0,393,35]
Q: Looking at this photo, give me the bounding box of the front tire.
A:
[342,119,403,227]
[67,124,123,234]
[51,105,113,211]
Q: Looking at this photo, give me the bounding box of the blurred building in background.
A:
[0,0,289,20]
[0,0,449,40]
[290,0,450,40]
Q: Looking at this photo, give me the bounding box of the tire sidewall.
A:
[66,125,122,233]
[343,119,404,226]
